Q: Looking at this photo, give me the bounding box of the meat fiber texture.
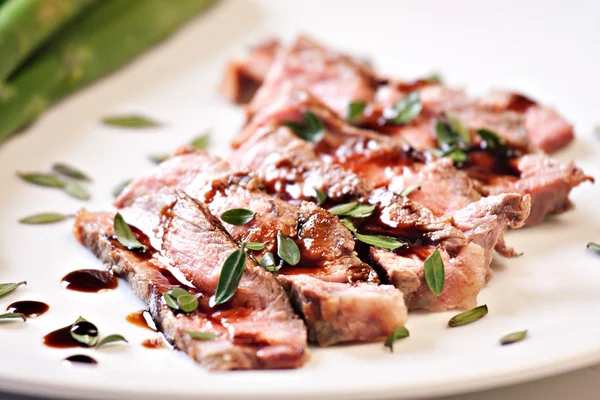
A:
[231,114,531,311]
[116,149,408,346]
[235,75,589,227]
[75,190,309,370]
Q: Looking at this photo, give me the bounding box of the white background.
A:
[0,0,599,398]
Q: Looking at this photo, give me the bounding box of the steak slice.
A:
[239,85,588,227]
[234,35,574,154]
[220,38,281,104]
[232,119,531,310]
[74,201,309,370]
[116,150,407,346]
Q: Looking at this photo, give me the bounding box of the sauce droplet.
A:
[43,325,86,349]
[141,337,166,349]
[61,269,118,293]
[6,301,49,318]
[126,310,157,331]
[63,355,97,366]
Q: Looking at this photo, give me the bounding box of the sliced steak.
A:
[74,201,309,370]
[116,150,407,346]
[237,35,575,154]
[220,38,281,104]
[481,154,593,225]
[232,118,530,310]
[240,85,588,227]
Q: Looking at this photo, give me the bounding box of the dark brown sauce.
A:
[43,325,86,349]
[141,337,166,349]
[6,301,49,318]
[63,355,97,365]
[61,269,118,293]
[107,224,158,261]
[126,310,156,331]
[505,93,537,113]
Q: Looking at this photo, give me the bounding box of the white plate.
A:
[0,0,599,399]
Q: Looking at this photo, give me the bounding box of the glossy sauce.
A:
[63,355,97,366]
[505,93,537,113]
[108,224,158,261]
[141,337,166,349]
[126,310,156,331]
[43,325,86,349]
[6,301,49,318]
[61,269,118,293]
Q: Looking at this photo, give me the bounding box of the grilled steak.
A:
[232,114,532,310]
[236,84,588,226]
[220,38,281,104]
[74,192,309,370]
[226,35,574,154]
[116,150,408,346]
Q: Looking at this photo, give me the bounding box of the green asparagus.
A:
[0,0,216,144]
[0,0,96,81]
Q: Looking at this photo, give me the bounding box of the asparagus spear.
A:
[0,0,97,81]
[0,0,216,144]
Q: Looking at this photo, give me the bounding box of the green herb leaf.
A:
[113,213,147,251]
[0,281,26,297]
[148,153,171,164]
[340,218,356,232]
[52,163,91,181]
[102,115,160,128]
[189,132,210,150]
[185,331,219,340]
[587,242,600,253]
[70,319,99,347]
[64,181,90,200]
[96,334,128,348]
[354,232,405,250]
[443,148,467,163]
[384,325,410,352]
[341,218,405,249]
[445,112,471,144]
[344,204,375,218]
[500,330,528,346]
[347,101,367,122]
[277,231,301,266]
[387,91,422,125]
[328,202,358,216]
[167,288,190,298]
[0,312,26,322]
[476,128,503,149]
[163,288,199,313]
[423,73,443,84]
[448,305,488,327]
[178,294,199,313]
[424,248,445,296]
[220,208,255,226]
[163,292,179,310]
[399,185,421,197]
[315,189,327,205]
[435,119,466,150]
[113,179,132,198]
[260,252,280,273]
[18,172,65,188]
[19,213,72,224]
[284,112,324,142]
[246,242,266,251]
[328,202,375,218]
[213,246,247,306]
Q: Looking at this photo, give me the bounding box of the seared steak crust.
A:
[116,150,407,345]
[232,115,531,310]
[232,36,590,226]
[74,203,309,370]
